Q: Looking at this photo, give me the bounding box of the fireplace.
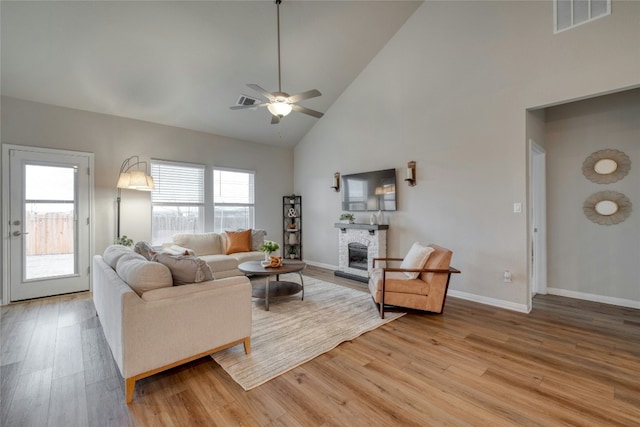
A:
[334,223,388,282]
[348,243,368,271]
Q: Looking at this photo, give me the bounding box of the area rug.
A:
[211,275,404,390]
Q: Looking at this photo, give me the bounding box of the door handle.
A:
[12,231,29,237]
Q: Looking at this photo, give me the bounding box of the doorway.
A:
[529,140,547,299]
[3,145,93,302]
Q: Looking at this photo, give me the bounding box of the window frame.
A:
[149,161,257,243]
[213,167,256,233]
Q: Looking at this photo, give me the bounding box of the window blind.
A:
[151,161,204,205]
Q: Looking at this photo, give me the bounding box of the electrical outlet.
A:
[503,270,512,283]
[513,203,522,213]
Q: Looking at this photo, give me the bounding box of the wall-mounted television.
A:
[341,168,397,211]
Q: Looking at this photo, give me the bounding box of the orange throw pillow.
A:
[225,229,252,254]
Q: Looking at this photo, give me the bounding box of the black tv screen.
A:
[341,168,397,212]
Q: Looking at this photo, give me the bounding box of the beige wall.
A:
[294,0,640,311]
[546,88,640,306]
[1,96,293,256]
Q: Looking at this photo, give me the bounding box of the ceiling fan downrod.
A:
[275,0,283,94]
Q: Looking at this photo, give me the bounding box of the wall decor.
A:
[582,149,631,184]
[583,191,632,225]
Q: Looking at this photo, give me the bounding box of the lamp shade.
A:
[117,170,154,191]
[267,101,292,117]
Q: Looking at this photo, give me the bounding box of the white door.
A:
[529,141,547,297]
[7,147,91,301]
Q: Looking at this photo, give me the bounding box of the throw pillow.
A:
[251,229,267,251]
[400,242,435,279]
[152,253,215,286]
[225,229,252,254]
[133,241,157,260]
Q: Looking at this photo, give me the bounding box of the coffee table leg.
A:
[265,276,270,311]
[297,272,304,301]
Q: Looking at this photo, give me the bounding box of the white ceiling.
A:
[1,1,421,147]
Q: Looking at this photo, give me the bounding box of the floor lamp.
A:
[116,156,154,238]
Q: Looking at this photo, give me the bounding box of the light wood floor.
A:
[2,265,639,426]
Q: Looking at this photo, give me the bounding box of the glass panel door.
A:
[8,148,91,301]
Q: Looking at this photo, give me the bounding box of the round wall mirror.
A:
[582,149,630,184]
[583,191,632,225]
[594,158,618,175]
[594,200,618,216]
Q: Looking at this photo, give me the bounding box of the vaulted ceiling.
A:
[1,1,422,147]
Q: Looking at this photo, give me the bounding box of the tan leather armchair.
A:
[368,244,460,319]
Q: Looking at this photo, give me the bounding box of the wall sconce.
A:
[116,156,155,238]
[404,161,416,186]
[331,172,340,192]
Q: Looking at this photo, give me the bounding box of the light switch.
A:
[513,203,522,213]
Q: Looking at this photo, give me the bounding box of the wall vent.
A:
[237,95,259,106]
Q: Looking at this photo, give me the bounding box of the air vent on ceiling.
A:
[237,95,259,106]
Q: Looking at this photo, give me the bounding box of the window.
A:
[213,169,255,233]
[555,0,610,33]
[150,160,205,245]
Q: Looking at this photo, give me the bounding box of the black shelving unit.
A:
[283,195,302,260]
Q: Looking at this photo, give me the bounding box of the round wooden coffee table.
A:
[238,260,306,311]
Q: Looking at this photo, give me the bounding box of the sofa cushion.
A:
[115,257,173,296]
[400,242,435,279]
[173,233,222,256]
[225,229,252,254]
[152,253,215,286]
[231,251,265,264]
[133,241,157,260]
[199,254,239,274]
[103,245,143,269]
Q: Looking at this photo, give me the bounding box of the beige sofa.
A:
[92,245,252,403]
[171,231,267,278]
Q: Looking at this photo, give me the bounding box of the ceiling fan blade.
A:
[287,89,322,103]
[229,103,268,110]
[247,84,275,101]
[270,114,280,125]
[291,104,324,118]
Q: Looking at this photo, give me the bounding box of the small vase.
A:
[369,212,377,225]
[377,210,384,225]
[264,252,271,262]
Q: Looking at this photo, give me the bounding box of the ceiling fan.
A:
[230,0,324,125]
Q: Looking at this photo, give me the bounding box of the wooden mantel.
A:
[334,223,389,234]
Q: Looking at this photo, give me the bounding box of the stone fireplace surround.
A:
[334,223,388,283]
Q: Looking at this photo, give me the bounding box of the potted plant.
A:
[115,235,134,247]
[260,240,280,261]
[288,246,297,259]
[339,213,355,224]
[287,194,297,204]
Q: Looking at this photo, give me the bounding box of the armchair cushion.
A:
[400,242,435,279]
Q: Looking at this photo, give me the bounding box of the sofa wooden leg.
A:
[243,337,251,355]
[125,378,136,404]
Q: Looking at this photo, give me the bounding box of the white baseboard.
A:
[304,259,338,271]
[546,287,640,310]
[448,289,531,313]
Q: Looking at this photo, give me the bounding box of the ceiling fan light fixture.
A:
[267,101,292,117]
